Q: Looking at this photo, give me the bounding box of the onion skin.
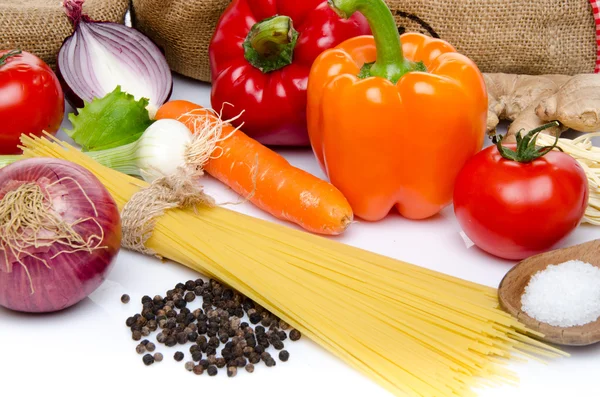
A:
[0,158,121,313]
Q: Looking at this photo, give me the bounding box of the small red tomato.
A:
[454,124,588,260]
[0,50,64,154]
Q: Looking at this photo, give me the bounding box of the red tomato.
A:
[454,143,588,260]
[0,50,64,154]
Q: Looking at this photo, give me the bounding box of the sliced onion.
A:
[57,0,172,113]
[0,158,121,313]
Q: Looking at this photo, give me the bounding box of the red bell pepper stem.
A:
[329,0,425,83]
[0,50,21,68]
[243,15,299,73]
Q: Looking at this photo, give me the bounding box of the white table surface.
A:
[1,74,599,397]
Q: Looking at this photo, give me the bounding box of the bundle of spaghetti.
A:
[537,132,600,225]
[21,135,565,397]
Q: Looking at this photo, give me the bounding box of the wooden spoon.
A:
[498,239,600,346]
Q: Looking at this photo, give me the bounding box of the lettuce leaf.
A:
[65,86,153,152]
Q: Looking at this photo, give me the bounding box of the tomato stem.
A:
[0,49,22,68]
[495,121,563,163]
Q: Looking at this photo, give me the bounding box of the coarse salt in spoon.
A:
[498,239,600,346]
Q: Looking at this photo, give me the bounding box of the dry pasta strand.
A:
[21,135,566,397]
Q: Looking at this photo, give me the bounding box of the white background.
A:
[1,75,599,397]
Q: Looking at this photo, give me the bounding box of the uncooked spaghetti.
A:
[21,135,564,397]
[537,132,600,225]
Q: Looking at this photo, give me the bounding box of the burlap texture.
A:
[388,0,597,76]
[1,0,129,70]
[131,0,231,83]
[130,0,598,82]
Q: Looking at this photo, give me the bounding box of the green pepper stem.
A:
[495,121,563,163]
[243,15,299,73]
[329,0,424,83]
[0,49,21,68]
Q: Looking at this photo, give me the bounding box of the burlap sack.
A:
[1,0,129,70]
[131,0,599,82]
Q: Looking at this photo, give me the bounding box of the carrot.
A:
[155,100,353,235]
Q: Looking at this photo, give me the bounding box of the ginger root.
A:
[536,74,600,132]
[484,73,569,141]
[484,73,600,142]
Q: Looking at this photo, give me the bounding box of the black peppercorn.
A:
[175,299,187,309]
[141,327,150,337]
[192,351,203,362]
[249,313,261,324]
[279,320,290,331]
[156,333,167,344]
[165,336,177,347]
[141,295,152,304]
[249,353,260,364]
[245,363,255,373]
[227,366,237,377]
[132,331,142,341]
[154,353,163,362]
[147,320,158,331]
[195,278,204,286]
[175,282,186,290]
[126,316,135,327]
[279,350,290,362]
[174,352,184,362]
[136,344,146,354]
[146,342,156,352]
[177,332,188,345]
[207,366,218,376]
[121,294,130,304]
[254,345,265,355]
[236,357,247,367]
[142,354,155,366]
[184,292,195,303]
[199,359,210,369]
[265,358,276,367]
[216,357,226,368]
[206,346,217,356]
[272,340,284,350]
[185,361,195,372]
[193,365,204,375]
[289,329,301,341]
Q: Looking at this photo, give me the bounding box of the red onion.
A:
[57,0,172,114]
[0,158,121,313]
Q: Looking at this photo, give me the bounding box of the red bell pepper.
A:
[209,0,370,146]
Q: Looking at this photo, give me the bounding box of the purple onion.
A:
[0,158,121,313]
[57,0,172,112]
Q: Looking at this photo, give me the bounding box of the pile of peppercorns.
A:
[123,278,302,377]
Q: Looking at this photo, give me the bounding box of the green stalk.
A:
[86,141,142,176]
[329,0,425,83]
[0,155,22,169]
[243,15,299,73]
[0,144,142,175]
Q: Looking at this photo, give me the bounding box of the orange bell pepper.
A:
[307,0,487,221]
